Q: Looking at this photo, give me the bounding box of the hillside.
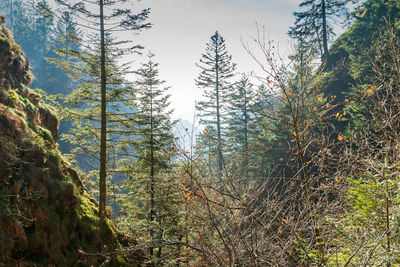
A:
[0,17,141,266]
[1,0,400,266]
[317,0,400,99]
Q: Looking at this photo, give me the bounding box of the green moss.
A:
[77,193,98,219]
[0,22,138,266]
[0,35,11,49]
[37,126,53,143]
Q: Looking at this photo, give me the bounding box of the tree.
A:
[56,33,138,204]
[119,54,179,264]
[49,9,82,93]
[195,31,236,175]
[288,0,353,63]
[34,0,56,90]
[54,0,151,218]
[226,76,256,179]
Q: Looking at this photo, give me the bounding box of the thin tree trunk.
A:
[243,91,249,179]
[150,80,155,259]
[208,130,212,166]
[65,22,69,58]
[43,18,47,84]
[215,38,223,175]
[99,0,107,219]
[321,0,329,63]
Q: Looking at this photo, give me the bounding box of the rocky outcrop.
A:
[0,16,141,266]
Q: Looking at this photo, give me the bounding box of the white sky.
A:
[128,0,299,122]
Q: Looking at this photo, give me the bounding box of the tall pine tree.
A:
[226,76,256,179]
[119,54,179,263]
[288,0,352,63]
[195,31,236,175]
[57,33,138,198]
[54,0,151,218]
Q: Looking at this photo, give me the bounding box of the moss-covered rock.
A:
[0,15,143,266]
[0,16,32,88]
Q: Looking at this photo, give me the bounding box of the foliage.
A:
[289,0,357,62]
[0,21,137,265]
[330,170,400,266]
[2,0,400,265]
[225,76,256,179]
[195,31,236,174]
[53,0,151,218]
[55,33,137,210]
[117,55,181,265]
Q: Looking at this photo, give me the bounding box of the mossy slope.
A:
[315,0,400,100]
[0,16,142,266]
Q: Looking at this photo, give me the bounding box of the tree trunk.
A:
[99,0,107,219]
[243,92,249,179]
[149,80,155,259]
[43,18,47,85]
[215,37,223,175]
[321,0,329,63]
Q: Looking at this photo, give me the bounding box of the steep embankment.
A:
[315,0,400,100]
[0,16,140,266]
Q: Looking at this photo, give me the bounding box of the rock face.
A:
[0,16,140,266]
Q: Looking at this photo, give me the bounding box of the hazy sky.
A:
[129,0,299,122]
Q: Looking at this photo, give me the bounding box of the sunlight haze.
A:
[131,0,298,122]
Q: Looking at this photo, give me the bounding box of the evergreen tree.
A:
[195,31,236,175]
[289,36,315,84]
[0,0,18,32]
[54,11,80,55]
[55,32,139,218]
[54,0,151,218]
[0,1,43,84]
[49,9,81,94]
[119,54,179,263]
[195,126,218,168]
[33,0,55,91]
[249,84,281,180]
[226,76,256,179]
[288,0,353,63]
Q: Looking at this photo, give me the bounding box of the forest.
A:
[0,0,400,266]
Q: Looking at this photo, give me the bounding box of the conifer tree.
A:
[288,0,352,63]
[195,31,236,174]
[195,126,218,167]
[54,0,151,218]
[119,54,178,263]
[34,0,55,89]
[57,34,137,194]
[247,84,279,180]
[0,0,82,155]
[50,10,81,93]
[226,76,256,179]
